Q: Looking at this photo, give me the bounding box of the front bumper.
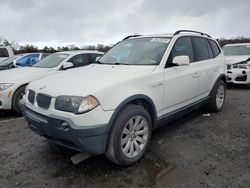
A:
[227,69,250,84]
[0,89,13,110]
[20,101,109,154]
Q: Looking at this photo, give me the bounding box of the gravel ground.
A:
[0,86,249,188]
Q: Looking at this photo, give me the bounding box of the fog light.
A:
[242,71,246,75]
[0,100,2,106]
[61,121,70,131]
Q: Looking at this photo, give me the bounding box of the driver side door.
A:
[160,37,201,116]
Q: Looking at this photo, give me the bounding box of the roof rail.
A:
[122,34,142,40]
[174,30,211,38]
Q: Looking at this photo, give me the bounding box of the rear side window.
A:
[68,54,90,67]
[168,37,194,63]
[0,48,9,57]
[192,37,210,62]
[90,53,102,63]
[208,40,221,57]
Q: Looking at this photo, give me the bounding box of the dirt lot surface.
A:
[0,86,249,188]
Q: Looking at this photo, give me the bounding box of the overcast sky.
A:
[0,0,249,48]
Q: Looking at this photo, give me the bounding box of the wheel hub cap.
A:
[121,115,149,159]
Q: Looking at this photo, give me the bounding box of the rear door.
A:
[191,37,223,96]
[190,37,214,97]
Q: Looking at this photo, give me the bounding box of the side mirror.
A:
[173,56,190,66]
[95,56,101,62]
[62,62,74,70]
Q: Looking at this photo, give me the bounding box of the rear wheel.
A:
[105,105,152,166]
[207,80,226,112]
[12,85,26,114]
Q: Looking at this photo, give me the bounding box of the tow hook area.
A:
[70,152,93,165]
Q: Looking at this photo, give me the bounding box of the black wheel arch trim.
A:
[209,74,227,96]
[107,94,157,131]
[12,83,29,106]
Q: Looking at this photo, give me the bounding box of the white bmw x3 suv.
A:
[0,50,103,113]
[223,43,250,88]
[20,30,227,166]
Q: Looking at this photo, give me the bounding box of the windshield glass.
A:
[33,53,69,68]
[99,37,171,65]
[0,55,21,66]
[223,45,250,56]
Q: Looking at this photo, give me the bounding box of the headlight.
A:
[233,63,250,69]
[0,83,13,91]
[55,95,100,114]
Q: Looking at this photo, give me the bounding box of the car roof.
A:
[224,43,250,47]
[127,32,213,40]
[57,50,104,55]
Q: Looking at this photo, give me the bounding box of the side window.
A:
[68,54,90,67]
[90,53,102,63]
[168,37,194,64]
[206,39,213,58]
[0,48,9,57]
[208,40,221,57]
[192,37,210,62]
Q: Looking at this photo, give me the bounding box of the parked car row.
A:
[0,30,248,166]
[0,51,103,113]
[0,53,50,70]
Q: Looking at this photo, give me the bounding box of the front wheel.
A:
[105,105,152,166]
[12,86,26,114]
[207,80,226,112]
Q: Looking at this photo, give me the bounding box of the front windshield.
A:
[0,55,20,66]
[223,45,250,56]
[33,53,69,68]
[99,37,171,65]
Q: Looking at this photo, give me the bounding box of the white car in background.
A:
[0,45,14,62]
[223,43,250,88]
[0,50,103,113]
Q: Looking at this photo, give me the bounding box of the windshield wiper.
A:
[113,62,130,65]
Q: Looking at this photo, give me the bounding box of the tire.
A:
[12,85,26,114]
[207,80,226,112]
[105,104,152,166]
[245,83,250,89]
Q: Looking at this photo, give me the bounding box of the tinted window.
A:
[209,40,221,57]
[168,37,194,63]
[192,37,210,62]
[206,39,213,58]
[0,48,9,57]
[90,53,102,63]
[68,54,90,67]
[15,54,40,67]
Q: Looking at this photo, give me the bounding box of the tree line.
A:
[1,36,250,54]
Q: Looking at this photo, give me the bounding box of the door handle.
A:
[192,72,199,78]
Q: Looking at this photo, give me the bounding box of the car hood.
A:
[0,67,55,83]
[29,64,156,97]
[225,55,250,65]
